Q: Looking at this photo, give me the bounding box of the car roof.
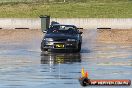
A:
[51,24,76,27]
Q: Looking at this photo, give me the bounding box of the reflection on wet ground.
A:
[41,52,81,64]
[0,29,131,88]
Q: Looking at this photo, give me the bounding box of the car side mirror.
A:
[43,30,47,33]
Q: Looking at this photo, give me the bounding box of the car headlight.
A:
[44,38,53,41]
[67,39,76,41]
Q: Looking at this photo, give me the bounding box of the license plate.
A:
[55,44,65,48]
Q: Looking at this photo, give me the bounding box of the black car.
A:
[41,24,83,52]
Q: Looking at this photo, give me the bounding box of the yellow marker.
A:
[81,67,85,77]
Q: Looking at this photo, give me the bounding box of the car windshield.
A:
[47,25,77,34]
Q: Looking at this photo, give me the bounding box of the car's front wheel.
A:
[41,45,45,51]
[41,46,48,51]
[77,42,81,52]
[41,42,48,51]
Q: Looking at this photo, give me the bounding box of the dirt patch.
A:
[0,29,132,44]
[97,29,132,43]
[0,29,43,43]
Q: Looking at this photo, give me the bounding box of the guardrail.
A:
[0,18,132,29]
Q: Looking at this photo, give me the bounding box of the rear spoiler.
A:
[77,28,83,29]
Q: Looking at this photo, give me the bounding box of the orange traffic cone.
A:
[81,67,88,78]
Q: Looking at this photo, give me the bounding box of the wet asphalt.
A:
[0,30,131,88]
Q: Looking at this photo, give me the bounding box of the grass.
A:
[0,0,132,18]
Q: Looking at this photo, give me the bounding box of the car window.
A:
[47,25,78,34]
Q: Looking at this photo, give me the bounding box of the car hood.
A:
[45,33,77,39]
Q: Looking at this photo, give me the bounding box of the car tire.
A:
[77,43,81,52]
[41,45,44,51]
[41,41,47,51]
[41,45,48,51]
